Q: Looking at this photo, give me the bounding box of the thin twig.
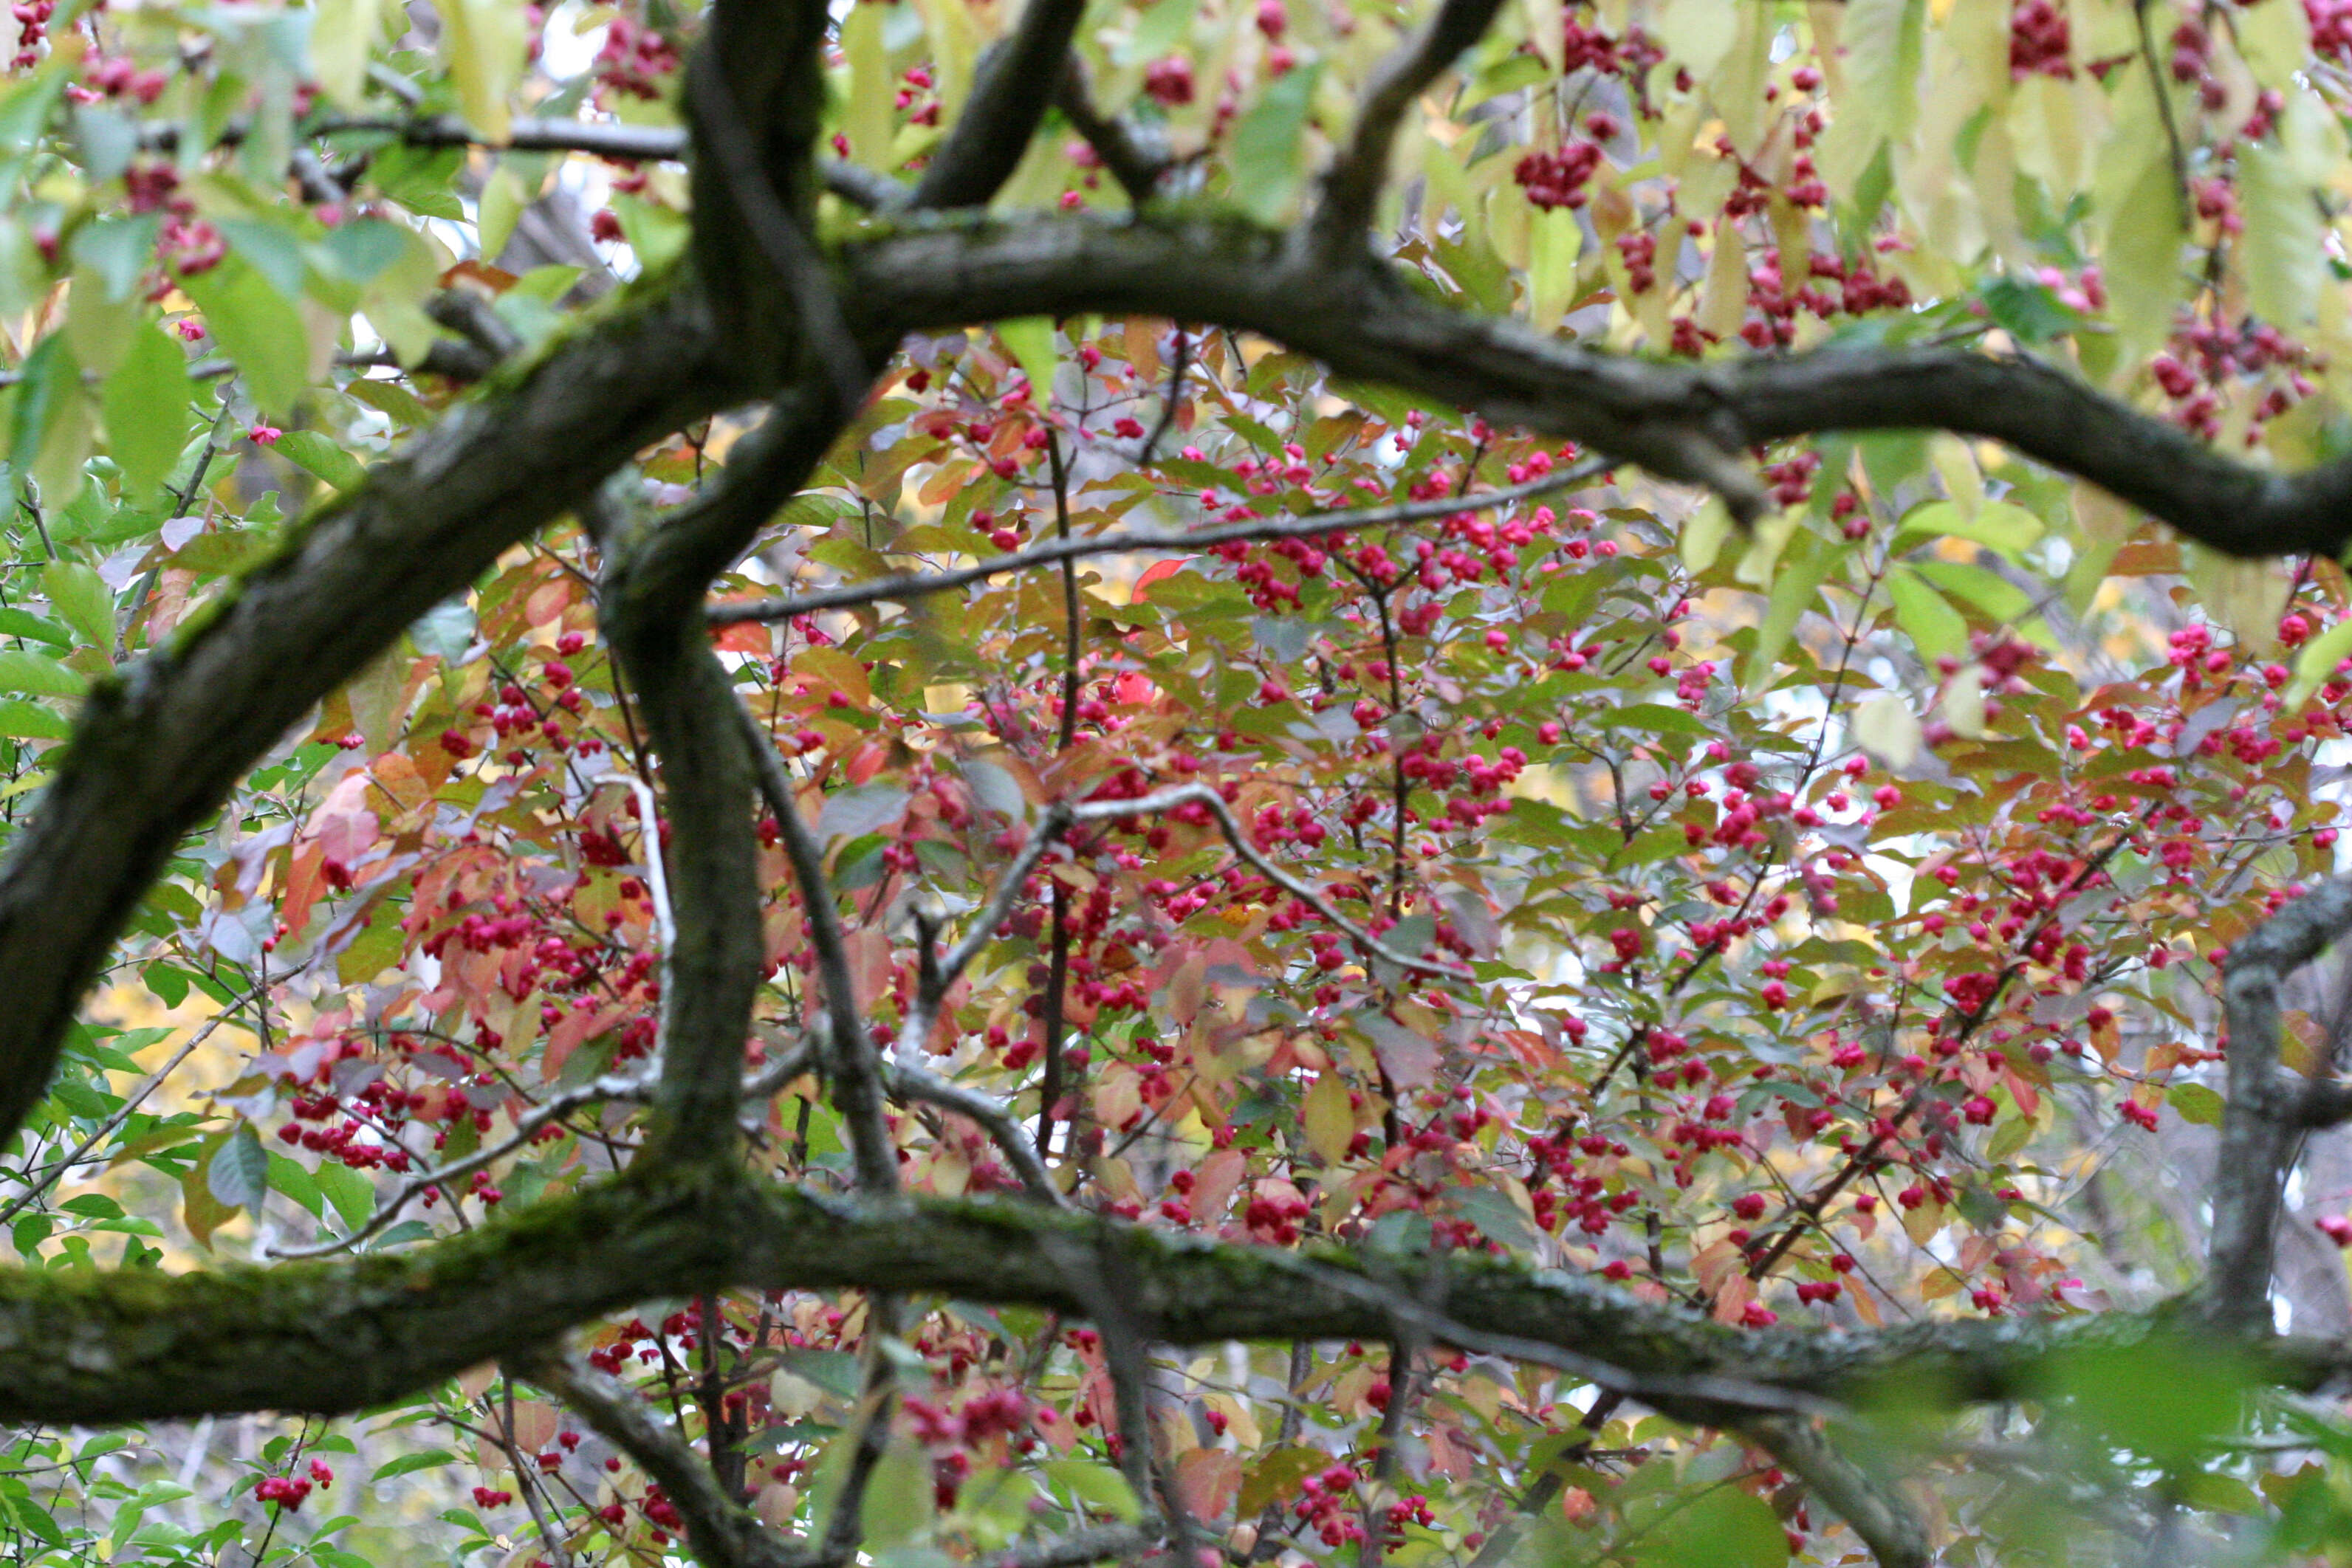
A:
[0,994,256,1229]
[710,458,1613,625]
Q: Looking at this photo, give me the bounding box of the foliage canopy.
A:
[15,1,2352,1567]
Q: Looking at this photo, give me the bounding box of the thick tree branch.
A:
[516,1347,815,1568]
[606,402,850,1161]
[688,45,868,412]
[685,0,840,394]
[836,213,2352,554]
[0,1164,2323,1428]
[0,269,723,1156]
[2207,876,2352,1331]
[1313,0,1509,258]
[909,0,1091,210]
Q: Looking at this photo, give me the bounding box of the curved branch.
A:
[837,213,2352,557]
[1742,1417,1930,1568]
[1313,0,1509,257]
[516,1347,815,1568]
[1055,61,1170,207]
[909,0,1092,210]
[0,272,724,1155]
[606,397,852,1161]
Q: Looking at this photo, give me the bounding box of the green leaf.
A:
[267,1151,323,1216]
[1895,499,2044,563]
[2168,1082,2224,1127]
[316,1160,377,1228]
[1043,1460,1142,1523]
[1228,62,1324,224]
[2098,148,2188,375]
[997,317,1058,408]
[438,0,526,141]
[860,1445,935,1547]
[0,698,69,740]
[0,649,83,698]
[1912,558,2033,624]
[43,560,114,650]
[1745,532,1842,693]
[8,331,77,483]
[1630,1484,1787,1568]
[206,1123,270,1210]
[312,0,383,106]
[273,428,368,492]
[1888,566,1969,661]
[372,1448,459,1482]
[0,608,71,647]
[2240,138,2323,329]
[1976,276,2081,345]
[101,321,193,503]
[2044,1335,2250,1463]
[2286,614,2352,706]
[177,257,309,419]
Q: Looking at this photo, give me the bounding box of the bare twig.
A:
[594,772,677,956]
[885,1059,1064,1205]
[1066,785,1472,981]
[0,994,256,1229]
[266,1067,656,1259]
[734,698,899,1195]
[710,458,1612,626]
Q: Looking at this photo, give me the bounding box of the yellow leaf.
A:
[843,3,896,171]
[1696,224,1746,339]
[1303,1072,1354,1165]
[314,0,380,107]
[1526,206,1581,332]
[1523,0,1563,71]
[1656,0,1737,77]
[1943,665,1986,738]
[1853,691,1921,768]
[2188,549,2288,654]
[478,163,529,264]
[2240,139,2323,330]
[438,0,525,142]
[1681,495,1734,574]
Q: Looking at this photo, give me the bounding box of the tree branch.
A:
[0,268,724,1155]
[1741,1416,1930,1568]
[1055,61,1170,207]
[736,698,902,1196]
[909,0,1092,210]
[515,1346,815,1568]
[835,212,2352,554]
[1312,0,1510,258]
[0,1166,2309,1429]
[605,400,849,1163]
[710,458,1612,626]
[1066,784,1472,981]
[2207,876,2352,1330]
